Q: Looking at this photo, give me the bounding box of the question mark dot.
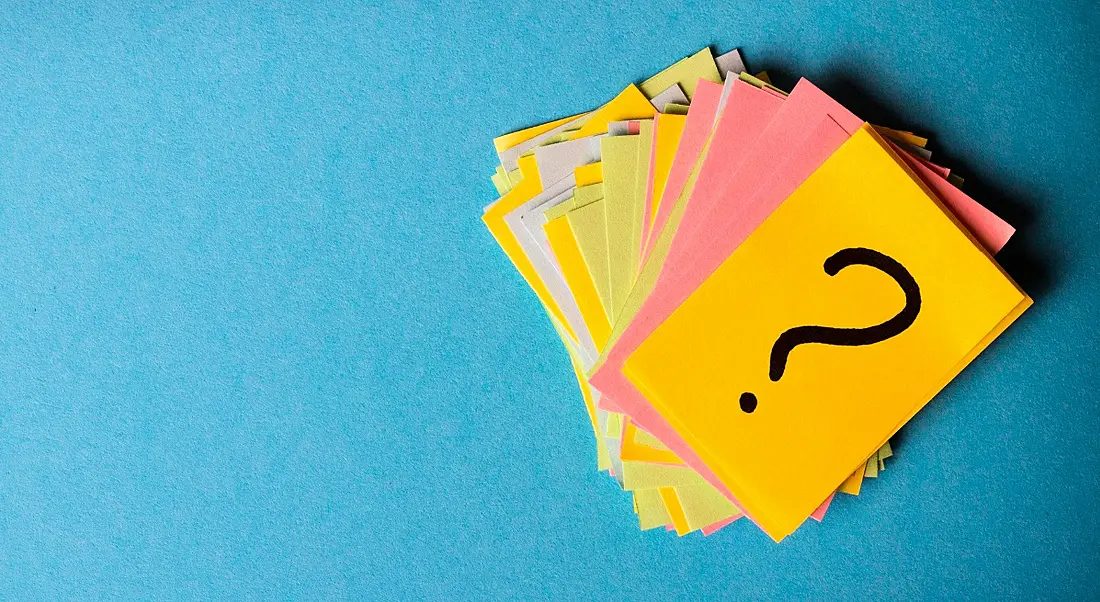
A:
[739,392,758,413]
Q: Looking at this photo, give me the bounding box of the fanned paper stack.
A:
[482,48,1031,542]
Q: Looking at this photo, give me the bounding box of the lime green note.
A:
[676,482,741,532]
[635,488,673,531]
[622,461,700,490]
[566,196,612,324]
[639,47,722,100]
[601,134,641,319]
[601,122,653,321]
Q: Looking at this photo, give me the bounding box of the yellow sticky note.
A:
[839,466,864,495]
[639,47,722,101]
[566,345,612,472]
[620,419,683,465]
[570,85,656,140]
[596,429,612,472]
[659,487,691,535]
[591,100,719,372]
[482,156,582,346]
[491,166,511,195]
[623,125,1030,541]
[539,308,607,475]
[631,423,669,450]
[873,125,929,148]
[575,162,604,187]
[543,196,576,223]
[493,112,587,153]
[647,113,687,247]
[572,182,604,209]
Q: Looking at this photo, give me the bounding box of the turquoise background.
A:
[0,1,1097,599]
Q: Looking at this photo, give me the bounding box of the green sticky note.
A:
[677,482,740,532]
[622,461,701,491]
[865,451,880,478]
[572,182,603,209]
[639,47,722,101]
[567,197,613,322]
[491,167,511,195]
[601,122,652,322]
[631,121,654,279]
[635,488,672,531]
[596,431,612,472]
[634,426,670,451]
[544,196,578,222]
[605,412,623,438]
[601,134,643,319]
[663,103,690,115]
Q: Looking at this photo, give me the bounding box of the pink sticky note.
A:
[810,493,836,522]
[893,145,1015,253]
[642,79,725,262]
[912,153,951,179]
[666,79,864,283]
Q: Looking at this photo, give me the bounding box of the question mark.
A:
[739,247,921,414]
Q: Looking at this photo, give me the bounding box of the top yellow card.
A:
[623,124,1030,541]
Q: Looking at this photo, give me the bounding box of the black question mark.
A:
[739,247,921,414]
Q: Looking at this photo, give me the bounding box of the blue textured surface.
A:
[0,1,1097,599]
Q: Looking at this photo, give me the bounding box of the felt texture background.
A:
[0,1,1097,599]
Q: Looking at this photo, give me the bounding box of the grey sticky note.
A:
[608,121,631,137]
[716,48,747,80]
[497,112,591,172]
[532,136,603,187]
[649,84,689,112]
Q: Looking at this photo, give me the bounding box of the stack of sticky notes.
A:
[482,48,1030,542]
